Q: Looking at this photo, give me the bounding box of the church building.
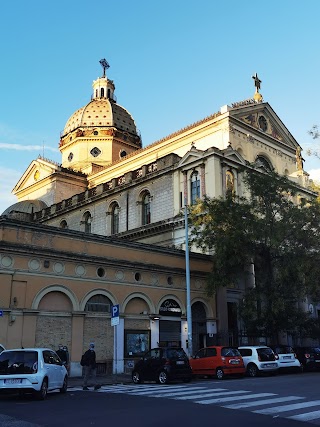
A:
[0,61,314,375]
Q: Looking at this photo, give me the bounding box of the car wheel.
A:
[60,376,68,393]
[247,363,258,377]
[36,378,48,400]
[216,368,224,380]
[158,371,168,384]
[132,371,142,384]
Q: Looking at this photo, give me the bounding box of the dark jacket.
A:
[82,349,96,368]
[57,349,68,364]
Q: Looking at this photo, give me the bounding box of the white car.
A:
[0,348,68,399]
[238,346,279,377]
[269,345,302,372]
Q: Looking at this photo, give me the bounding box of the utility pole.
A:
[184,198,193,357]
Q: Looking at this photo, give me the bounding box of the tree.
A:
[307,125,320,159]
[189,167,320,342]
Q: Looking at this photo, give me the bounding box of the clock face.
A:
[258,115,268,132]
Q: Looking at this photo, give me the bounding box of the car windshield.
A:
[0,351,38,375]
[257,348,275,361]
[166,348,187,360]
[221,347,241,357]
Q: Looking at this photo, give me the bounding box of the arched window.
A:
[60,220,68,229]
[83,212,92,233]
[255,155,273,171]
[142,192,151,225]
[107,89,111,98]
[111,203,120,234]
[85,294,112,313]
[101,88,105,97]
[190,171,200,204]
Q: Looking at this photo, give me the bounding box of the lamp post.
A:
[184,197,193,357]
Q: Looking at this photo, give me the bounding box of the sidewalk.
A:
[68,373,132,388]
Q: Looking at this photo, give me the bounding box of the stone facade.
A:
[0,217,212,376]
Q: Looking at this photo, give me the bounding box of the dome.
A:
[59,68,142,172]
[63,98,138,137]
[2,200,48,216]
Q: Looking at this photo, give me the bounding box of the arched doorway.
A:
[35,291,73,351]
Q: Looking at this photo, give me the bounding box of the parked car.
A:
[190,346,245,380]
[0,344,5,354]
[269,345,302,372]
[0,348,68,399]
[132,347,192,384]
[238,346,278,377]
[294,346,320,371]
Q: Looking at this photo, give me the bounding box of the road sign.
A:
[111,304,119,326]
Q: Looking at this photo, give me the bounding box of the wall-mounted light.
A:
[9,314,16,324]
[13,297,17,306]
[149,314,160,321]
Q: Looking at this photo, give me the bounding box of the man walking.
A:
[81,343,101,390]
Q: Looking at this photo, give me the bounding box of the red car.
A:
[190,346,245,379]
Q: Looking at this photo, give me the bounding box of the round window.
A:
[135,272,141,282]
[97,267,105,278]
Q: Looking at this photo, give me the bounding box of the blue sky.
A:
[1,0,320,213]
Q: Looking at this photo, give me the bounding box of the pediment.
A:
[178,146,205,168]
[221,146,247,165]
[229,102,299,150]
[13,157,60,194]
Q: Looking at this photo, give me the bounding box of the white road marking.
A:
[197,393,276,405]
[223,396,304,409]
[254,400,320,415]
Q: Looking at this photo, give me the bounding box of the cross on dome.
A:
[99,58,110,78]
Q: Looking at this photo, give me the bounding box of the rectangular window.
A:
[124,330,150,357]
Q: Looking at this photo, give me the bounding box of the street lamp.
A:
[184,197,193,357]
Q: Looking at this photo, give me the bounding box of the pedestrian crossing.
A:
[68,384,320,424]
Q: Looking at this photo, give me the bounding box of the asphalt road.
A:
[1,371,320,427]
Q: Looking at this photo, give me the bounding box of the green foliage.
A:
[189,167,320,340]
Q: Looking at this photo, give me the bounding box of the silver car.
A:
[0,348,68,399]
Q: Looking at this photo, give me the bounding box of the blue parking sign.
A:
[0,310,3,317]
[111,304,119,326]
[112,304,119,318]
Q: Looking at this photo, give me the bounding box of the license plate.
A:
[265,363,276,368]
[283,356,291,359]
[5,379,22,384]
[176,361,185,365]
[230,360,240,364]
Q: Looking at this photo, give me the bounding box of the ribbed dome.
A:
[63,99,138,137]
[2,200,47,216]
